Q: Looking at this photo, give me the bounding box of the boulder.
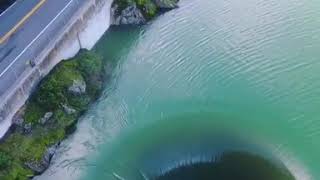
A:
[39,112,53,125]
[112,3,146,25]
[62,104,76,115]
[23,123,32,134]
[68,79,86,96]
[12,107,26,127]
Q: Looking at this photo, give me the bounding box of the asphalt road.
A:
[0,0,86,95]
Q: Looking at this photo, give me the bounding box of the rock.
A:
[112,3,146,25]
[23,123,32,134]
[62,104,76,115]
[152,0,179,9]
[39,112,53,125]
[43,143,59,165]
[25,143,59,174]
[25,161,45,175]
[68,79,86,96]
[13,117,24,127]
[12,107,26,127]
[111,0,179,25]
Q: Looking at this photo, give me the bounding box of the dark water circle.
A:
[156,152,294,180]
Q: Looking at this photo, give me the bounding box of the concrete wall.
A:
[0,0,112,137]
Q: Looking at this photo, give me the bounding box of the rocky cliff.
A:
[111,0,179,25]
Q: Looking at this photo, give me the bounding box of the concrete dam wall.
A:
[0,0,112,137]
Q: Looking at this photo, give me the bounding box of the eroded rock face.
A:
[62,104,76,115]
[25,143,59,175]
[111,0,179,25]
[68,79,86,96]
[39,112,53,125]
[112,3,146,25]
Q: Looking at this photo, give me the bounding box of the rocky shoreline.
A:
[0,50,105,179]
[111,0,179,25]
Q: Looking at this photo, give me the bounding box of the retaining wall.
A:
[0,0,112,137]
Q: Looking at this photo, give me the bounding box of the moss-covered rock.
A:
[0,50,105,179]
[111,0,179,25]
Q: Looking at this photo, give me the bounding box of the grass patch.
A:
[112,0,179,22]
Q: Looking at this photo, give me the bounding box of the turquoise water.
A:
[37,0,320,179]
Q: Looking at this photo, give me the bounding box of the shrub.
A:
[0,50,105,179]
[0,151,10,170]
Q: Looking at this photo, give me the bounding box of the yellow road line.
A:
[0,0,47,44]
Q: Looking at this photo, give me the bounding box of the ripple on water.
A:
[37,0,320,179]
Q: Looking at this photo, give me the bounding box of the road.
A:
[0,0,86,95]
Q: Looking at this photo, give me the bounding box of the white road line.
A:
[0,0,75,78]
[0,1,18,17]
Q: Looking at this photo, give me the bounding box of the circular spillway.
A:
[82,114,296,180]
[155,153,293,180]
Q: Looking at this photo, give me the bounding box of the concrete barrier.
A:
[0,0,112,137]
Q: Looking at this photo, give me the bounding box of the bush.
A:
[36,60,82,110]
[0,50,105,179]
[77,51,103,98]
[0,151,10,169]
[113,0,159,19]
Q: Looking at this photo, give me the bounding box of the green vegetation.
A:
[113,0,155,19]
[0,152,11,169]
[0,50,104,180]
[113,0,178,20]
[136,0,158,19]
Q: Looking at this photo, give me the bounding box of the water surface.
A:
[38,0,320,179]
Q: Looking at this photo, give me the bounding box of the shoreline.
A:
[0,50,105,179]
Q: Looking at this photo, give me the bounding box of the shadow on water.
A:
[156,152,294,180]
